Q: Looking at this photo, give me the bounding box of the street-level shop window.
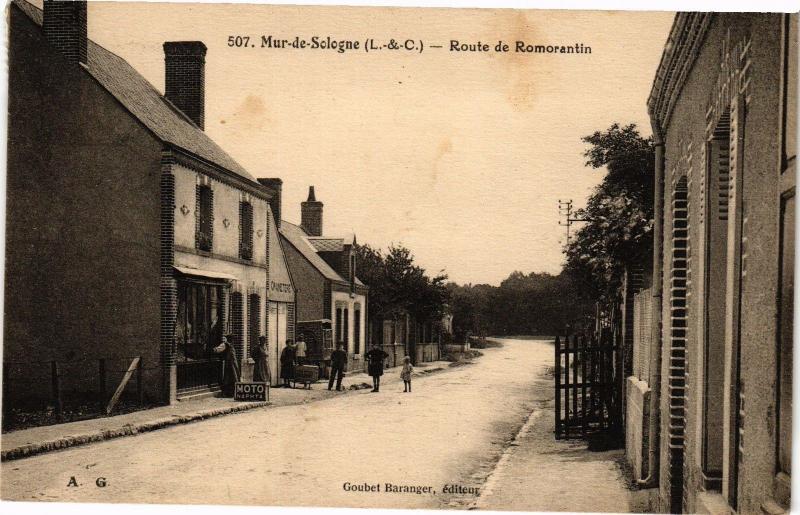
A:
[176,281,224,361]
[197,185,214,252]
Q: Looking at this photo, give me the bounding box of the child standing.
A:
[401,355,413,393]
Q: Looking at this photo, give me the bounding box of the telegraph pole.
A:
[558,199,586,247]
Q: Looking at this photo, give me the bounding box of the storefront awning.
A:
[174,266,236,282]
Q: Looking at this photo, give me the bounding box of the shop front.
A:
[174,267,235,396]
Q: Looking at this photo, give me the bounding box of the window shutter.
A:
[239,201,254,260]
[196,185,214,251]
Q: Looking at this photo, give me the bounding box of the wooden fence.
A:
[3,356,150,430]
[554,331,620,439]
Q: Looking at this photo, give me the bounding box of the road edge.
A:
[1,361,460,463]
[0,400,270,462]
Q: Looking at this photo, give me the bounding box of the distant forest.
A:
[447,271,594,340]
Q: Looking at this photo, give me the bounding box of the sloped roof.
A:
[280,221,365,287]
[308,238,344,252]
[14,0,256,183]
[280,221,345,283]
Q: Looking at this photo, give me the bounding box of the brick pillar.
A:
[258,178,283,229]
[159,151,177,404]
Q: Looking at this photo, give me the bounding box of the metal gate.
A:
[554,330,620,439]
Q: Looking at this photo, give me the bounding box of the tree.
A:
[355,243,450,324]
[447,272,592,339]
[354,243,388,321]
[564,123,655,303]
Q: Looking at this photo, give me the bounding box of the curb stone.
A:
[1,401,270,462]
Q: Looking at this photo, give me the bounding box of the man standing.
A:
[329,343,347,391]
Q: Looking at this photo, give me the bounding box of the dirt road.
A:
[1,338,634,511]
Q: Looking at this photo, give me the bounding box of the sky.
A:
[59,1,674,285]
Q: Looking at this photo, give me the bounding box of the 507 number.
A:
[228,36,251,47]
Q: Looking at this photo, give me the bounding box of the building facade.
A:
[280,187,369,373]
[5,0,292,406]
[627,13,796,514]
[260,178,299,386]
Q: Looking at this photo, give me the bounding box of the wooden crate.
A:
[294,365,319,388]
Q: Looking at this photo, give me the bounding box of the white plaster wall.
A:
[331,291,366,356]
[173,164,268,266]
[172,164,270,364]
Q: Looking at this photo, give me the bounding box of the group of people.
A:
[213,336,414,396]
[328,343,413,393]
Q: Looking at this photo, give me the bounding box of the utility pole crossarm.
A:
[557,199,588,247]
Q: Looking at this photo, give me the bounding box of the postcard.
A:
[1,1,796,513]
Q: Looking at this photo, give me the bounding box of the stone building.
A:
[5,0,291,405]
[280,187,369,373]
[626,12,795,514]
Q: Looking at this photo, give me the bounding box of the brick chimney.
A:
[258,178,282,229]
[301,186,323,237]
[43,0,88,65]
[163,41,207,129]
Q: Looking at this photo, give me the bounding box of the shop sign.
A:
[234,382,268,401]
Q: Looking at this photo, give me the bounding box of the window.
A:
[701,115,730,488]
[336,307,343,343]
[354,308,361,354]
[196,185,214,251]
[240,201,253,260]
[175,281,224,361]
[344,308,349,345]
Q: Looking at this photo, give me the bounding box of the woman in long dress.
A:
[279,340,297,388]
[213,336,240,397]
[252,336,270,383]
[365,343,389,392]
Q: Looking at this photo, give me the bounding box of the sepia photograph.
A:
[0,0,796,513]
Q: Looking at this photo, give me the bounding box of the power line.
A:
[558,199,587,247]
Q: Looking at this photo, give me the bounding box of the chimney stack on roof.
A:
[163,41,207,129]
[43,0,88,65]
[301,186,323,237]
[258,178,283,229]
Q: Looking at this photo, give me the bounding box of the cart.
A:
[294,364,320,389]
